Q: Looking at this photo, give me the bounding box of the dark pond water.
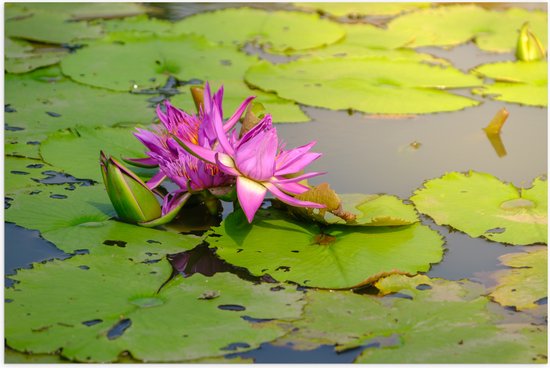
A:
[4,2,548,364]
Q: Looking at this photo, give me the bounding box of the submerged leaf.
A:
[411,172,547,245]
[210,208,443,289]
[490,248,548,311]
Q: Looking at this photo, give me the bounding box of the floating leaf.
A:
[170,80,309,123]
[290,190,418,226]
[5,157,59,193]
[5,9,103,44]
[98,15,173,35]
[294,2,430,17]
[388,5,548,53]
[272,274,546,363]
[411,172,547,245]
[9,2,148,20]
[5,185,199,256]
[5,348,68,364]
[61,35,258,92]
[209,208,443,289]
[172,7,345,53]
[5,67,155,137]
[490,248,548,310]
[472,61,548,107]
[245,58,481,114]
[6,255,304,362]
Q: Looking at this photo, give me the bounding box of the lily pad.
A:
[5,9,103,44]
[5,157,60,193]
[472,61,548,107]
[411,172,547,245]
[490,248,548,311]
[40,126,150,183]
[5,37,68,73]
[14,2,148,20]
[172,7,345,53]
[388,5,548,53]
[245,58,481,114]
[290,193,419,226]
[5,184,199,256]
[209,208,443,289]
[5,255,304,362]
[61,35,258,92]
[98,15,173,35]
[272,274,546,363]
[171,80,309,123]
[5,67,155,137]
[294,2,430,17]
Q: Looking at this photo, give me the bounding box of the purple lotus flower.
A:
[129,83,253,193]
[176,101,326,223]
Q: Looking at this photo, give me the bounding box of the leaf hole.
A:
[218,304,246,312]
[107,318,132,340]
[103,240,127,248]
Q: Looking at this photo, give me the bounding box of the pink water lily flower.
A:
[177,102,326,223]
[129,83,253,192]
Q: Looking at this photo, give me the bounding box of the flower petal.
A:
[146,171,167,190]
[212,99,235,156]
[275,141,322,176]
[264,182,325,209]
[123,156,158,168]
[274,171,326,184]
[215,152,240,177]
[171,134,217,164]
[237,176,267,223]
[224,96,255,132]
[272,181,310,195]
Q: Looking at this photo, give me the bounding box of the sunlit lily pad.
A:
[5,348,68,364]
[5,9,103,44]
[290,193,418,226]
[97,15,173,35]
[472,61,548,107]
[388,5,548,52]
[170,80,309,123]
[411,172,547,245]
[5,37,67,74]
[61,35,257,92]
[5,157,60,193]
[8,2,148,20]
[245,58,481,114]
[5,67,155,137]
[209,208,443,289]
[172,7,345,53]
[294,2,430,17]
[6,255,304,362]
[272,274,546,363]
[40,126,149,182]
[490,248,547,311]
[5,184,199,256]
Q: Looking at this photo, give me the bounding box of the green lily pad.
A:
[290,193,419,226]
[294,2,430,17]
[40,126,150,182]
[5,157,60,194]
[5,67,155,137]
[388,5,548,53]
[490,248,548,311]
[411,172,547,245]
[98,15,173,35]
[5,9,103,44]
[172,7,345,53]
[209,208,443,289]
[5,184,200,256]
[245,58,481,115]
[171,80,309,123]
[271,274,546,363]
[472,61,548,107]
[8,3,148,20]
[6,255,304,362]
[61,35,258,92]
[5,37,68,73]
[5,347,68,364]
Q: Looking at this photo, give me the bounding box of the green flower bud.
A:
[516,22,546,62]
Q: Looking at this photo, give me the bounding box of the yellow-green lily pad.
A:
[411,172,547,245]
